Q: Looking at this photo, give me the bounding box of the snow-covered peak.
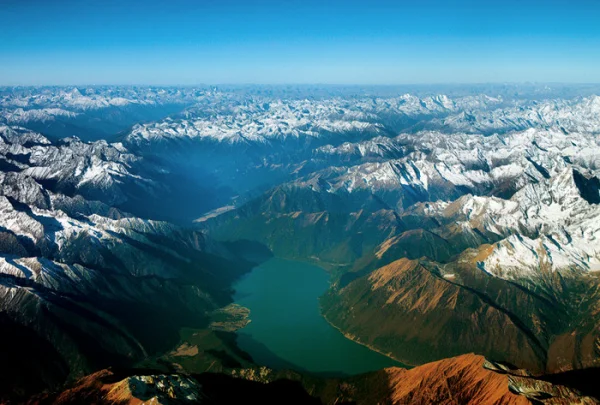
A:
[431,95,600,135]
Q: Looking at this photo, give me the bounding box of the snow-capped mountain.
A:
[0,126,252,398]
[0,86,208,141]
[428,95,600,135]
[0,86,203,112]
[0,126,160,206]
[2,85,600,400]
[200,113,600,374]
[406,167,600,278]
[124,93,502,146]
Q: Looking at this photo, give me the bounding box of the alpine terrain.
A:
[0,84,599,404]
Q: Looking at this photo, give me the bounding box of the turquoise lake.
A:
[233,257,401,376]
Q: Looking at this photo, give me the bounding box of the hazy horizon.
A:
[3,82,600,88]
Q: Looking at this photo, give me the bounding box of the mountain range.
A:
[0,84,600,404]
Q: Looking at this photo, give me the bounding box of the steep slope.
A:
[0,129,257,401]
[0,125,163,207]
[205,128,600,277]
[0,86,197,141]
[322,258,552,372]
[208,128,600,374]
[428,95,600,135]
[121,92,504,219]
[0,125,226,223]
[3,86,600,403]
[321,169,600,373]
[365,354,599,405]
[29,354,600,405]
[0,199,251,401]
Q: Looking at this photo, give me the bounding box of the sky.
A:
[1,0,599,85]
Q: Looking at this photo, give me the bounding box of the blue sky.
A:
[1,0,599,84]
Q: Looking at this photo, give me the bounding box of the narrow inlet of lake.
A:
[233,257,402,376]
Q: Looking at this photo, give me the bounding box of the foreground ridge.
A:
[28,354,599,405]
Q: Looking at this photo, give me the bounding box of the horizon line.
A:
[2,82,600,88]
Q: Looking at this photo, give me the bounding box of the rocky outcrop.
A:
[29,354,600,405]
[364,354,599,405]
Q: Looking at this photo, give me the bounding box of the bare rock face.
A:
[29,369,206,405]
[106,374,206,404]
[0,127,255,401]
[311,354,600,404]
[207,124,600,374]
[3,86,600,403]
[372,354,599,405]
[30,354,600,405]
[381,354,530,405]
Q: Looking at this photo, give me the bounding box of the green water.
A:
[233,257,401,376]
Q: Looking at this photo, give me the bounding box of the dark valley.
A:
[0,84,599,404]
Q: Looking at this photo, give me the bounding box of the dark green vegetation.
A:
[202,170,600,375]
[3,85,600,403]
[0,226,261,402]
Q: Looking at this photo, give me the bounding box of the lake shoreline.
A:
[232,257,401,375]
[320,309,414,370]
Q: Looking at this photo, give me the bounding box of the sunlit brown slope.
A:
[322,257,557,372]
[29,354,600,405]
[357,353,599,405]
